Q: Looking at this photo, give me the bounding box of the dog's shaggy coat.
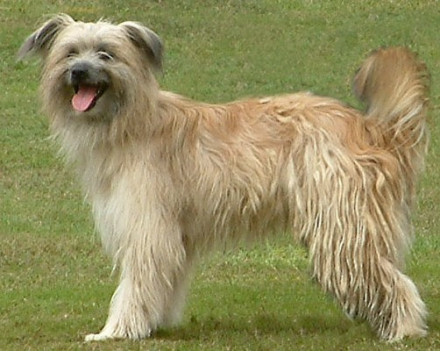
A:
[19,14,430,342]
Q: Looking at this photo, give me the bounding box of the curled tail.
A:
[353,47,430,205]
[353,47,430,149]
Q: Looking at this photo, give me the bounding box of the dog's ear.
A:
[119,22,163,72]
[17,14,74,61]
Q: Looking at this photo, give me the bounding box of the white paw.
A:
[85,332,113,342]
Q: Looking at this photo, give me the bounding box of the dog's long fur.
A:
[19,14,430,342]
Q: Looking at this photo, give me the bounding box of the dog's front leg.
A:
[85,213,189,341]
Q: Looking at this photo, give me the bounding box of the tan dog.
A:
[19,14,430,342]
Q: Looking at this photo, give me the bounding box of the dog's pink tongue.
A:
[72,86,97,112]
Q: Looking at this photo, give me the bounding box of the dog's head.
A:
[18,14,163,120]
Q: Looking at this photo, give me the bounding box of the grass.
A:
[2,0,440,350]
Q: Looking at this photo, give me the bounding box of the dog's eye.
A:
[98,51,114,61]
[67,48,78,58]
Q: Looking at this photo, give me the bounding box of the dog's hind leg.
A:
[312,238,427,340]
[305,173,427,341]
[85,217,189,341]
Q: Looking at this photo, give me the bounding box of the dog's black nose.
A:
[71,67,88,81]
[70,62,91,91]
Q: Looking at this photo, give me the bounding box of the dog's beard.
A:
[42,67,120,123]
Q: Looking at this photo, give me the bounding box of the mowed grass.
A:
[2,0,440,350]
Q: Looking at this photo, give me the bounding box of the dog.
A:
[18,14,430,342]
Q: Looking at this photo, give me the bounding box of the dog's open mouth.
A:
[72,84,107,112]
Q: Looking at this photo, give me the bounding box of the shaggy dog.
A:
[18,14,430,342]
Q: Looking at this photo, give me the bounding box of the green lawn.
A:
[2,0,440,350]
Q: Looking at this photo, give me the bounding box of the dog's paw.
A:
[85,332,113,342]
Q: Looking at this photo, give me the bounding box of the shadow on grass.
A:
[155,311,365,342]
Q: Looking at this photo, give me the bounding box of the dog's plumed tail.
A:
[353,47,429,202]
[353,47,429,151]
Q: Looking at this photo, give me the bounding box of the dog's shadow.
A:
[155,312,367,342]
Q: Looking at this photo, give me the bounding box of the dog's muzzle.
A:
[69,61,109,112]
